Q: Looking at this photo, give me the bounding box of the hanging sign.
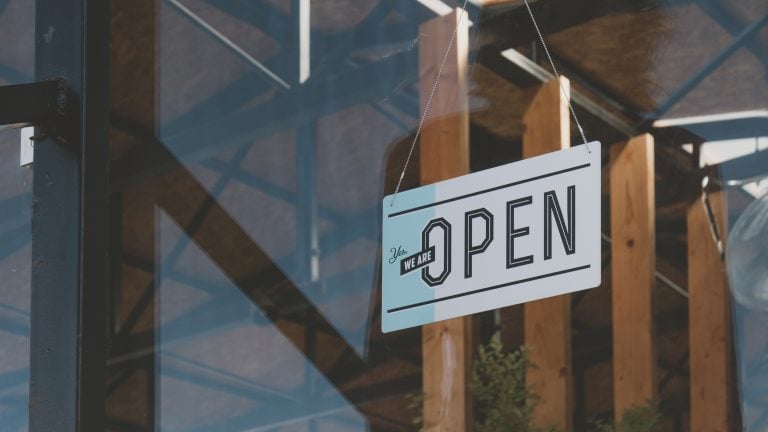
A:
[381,144,602,332]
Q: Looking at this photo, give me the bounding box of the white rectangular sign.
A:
[20,127,34,167]
[381,144,602,332]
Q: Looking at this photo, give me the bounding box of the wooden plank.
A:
[422,319,474,431]
[419,9,472,432]
[522,78,573,432]
[610,134,656,419]
[688,190,733,432]
[418,9,469,186]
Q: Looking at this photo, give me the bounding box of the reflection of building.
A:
[0,0,767,430]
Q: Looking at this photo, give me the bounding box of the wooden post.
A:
[522,78,573,432]
[688,191,733,432]
[110,0,158,426]
[610,134,656,419]
[419,9,472,432]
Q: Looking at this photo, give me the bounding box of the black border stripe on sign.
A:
[387,163,591,218]
[386,264,591,313]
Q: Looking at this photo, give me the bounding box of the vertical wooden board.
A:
[610,134,656,419]
[422,318,474,431]
[419,9,472,432]
[522,79,569,160]
[688,191,733,432]
[522,78,573,432]
[525,295,573,429]
[419,9,469,186]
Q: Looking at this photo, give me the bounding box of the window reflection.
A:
[0,0,34,85]
[106,0,768,430]
[0,129,33,432]
[0,1,35,429]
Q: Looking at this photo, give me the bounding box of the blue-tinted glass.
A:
[105,0,768,430]
[0,1,34,430]
[0,128,32,431]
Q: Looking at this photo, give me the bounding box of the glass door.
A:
[0,127,33,432]
[0,1,35,429]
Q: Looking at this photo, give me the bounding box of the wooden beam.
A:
[688,191,733,432]
[419,9,472,432]
[522,78,573,432]
[610,134,656,419]
[418,9,469,186]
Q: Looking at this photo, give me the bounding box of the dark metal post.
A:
[293,3,318,429]
[29,0,110,430]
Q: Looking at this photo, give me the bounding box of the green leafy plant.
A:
[589,403,662,432]
[406,392,423,429]
[472,334,553,432]
[406,334,549,432]
[407,333,661,432]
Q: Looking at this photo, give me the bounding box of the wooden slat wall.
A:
[688,191,733,432]
[419,9,472,432]
[610,134,656,419]
[523,78,573,432]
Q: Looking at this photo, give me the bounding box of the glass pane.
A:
[0,128,33,431]
[0,0,34,85]
[0,1,35,430]
[106,0,768,431]
[711,138,768,431]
